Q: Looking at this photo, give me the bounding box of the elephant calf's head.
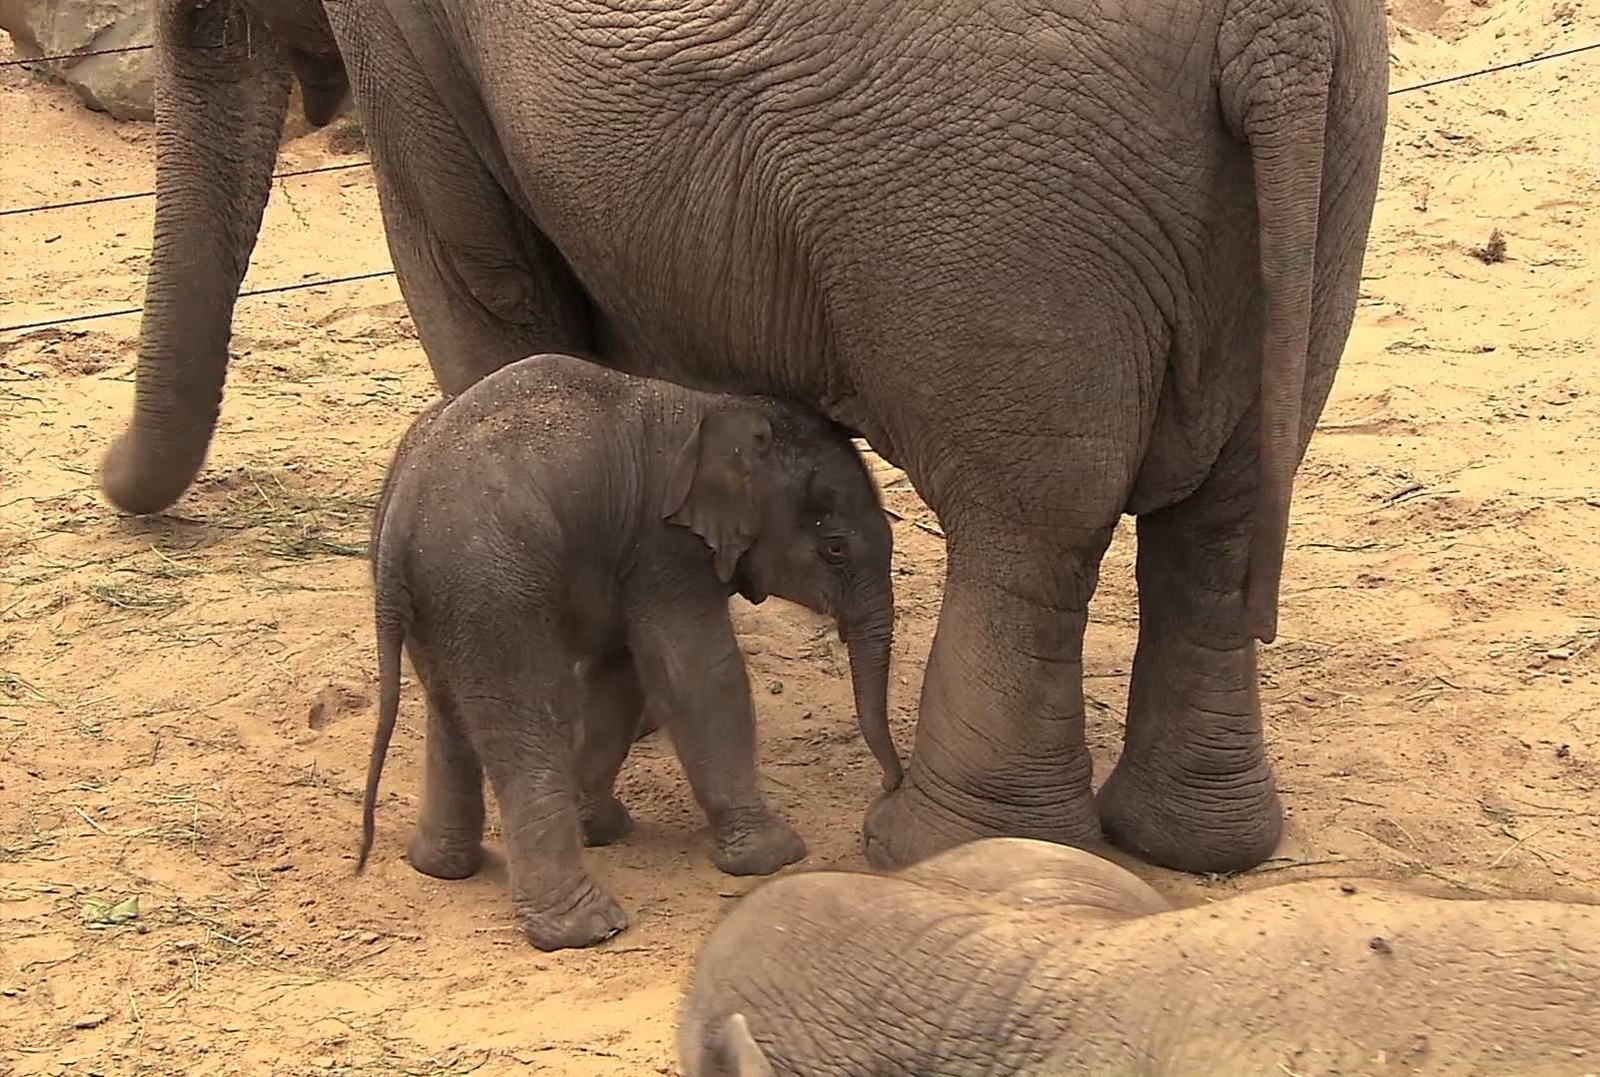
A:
[663,401,902,791]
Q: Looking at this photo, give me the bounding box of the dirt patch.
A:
[3,6,1599,1075]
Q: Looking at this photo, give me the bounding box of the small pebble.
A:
[72,1013,108,1029]
[360,931,380,944]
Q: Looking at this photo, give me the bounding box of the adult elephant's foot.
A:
[860,524,1111,872]
[1095,634,1284,874]
[1107,450,1289,876]
[515,879,629,952]
[1096,738,1283,875]
[407,826,486,880]
[861,767,1102,871]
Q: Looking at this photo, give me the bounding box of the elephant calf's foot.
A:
[862,770,1103,872]
[406,828,485,880]
[580,794,634,847]
[1096,754,1283,874]
[515,880,630,952]
[711,810,807,876]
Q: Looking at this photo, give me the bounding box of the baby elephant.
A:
[681,839,1600,1075]
[358,353,901,951]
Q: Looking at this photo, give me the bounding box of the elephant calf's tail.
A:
[358,527,410,874]
[1219,6,1337,644]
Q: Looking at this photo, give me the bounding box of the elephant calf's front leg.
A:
[1097,424,1284,874]
[631,605,806,877]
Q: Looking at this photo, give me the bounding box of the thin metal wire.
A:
[0,43,156,68]
[0,162,371,218]
[0,37,1593,217]
[1388,39,1600,95]
[2,36,1596,336]
[0,269,397,334]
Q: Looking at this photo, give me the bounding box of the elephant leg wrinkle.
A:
[405,694,488,881]
[862,536,1109,870]
[1098,428,1284,874]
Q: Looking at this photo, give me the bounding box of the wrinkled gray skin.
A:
[102,0,1389,876]
[681,839,1600,1076]
[357,354,899,952]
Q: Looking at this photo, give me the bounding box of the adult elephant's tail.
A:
[99,0,347,516]
[1218,5,1341,645]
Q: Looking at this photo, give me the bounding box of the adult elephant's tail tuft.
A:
[1218,4,1338,645]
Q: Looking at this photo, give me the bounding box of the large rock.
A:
[0,0,154,121]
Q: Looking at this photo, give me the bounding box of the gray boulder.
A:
[0,0,154,121]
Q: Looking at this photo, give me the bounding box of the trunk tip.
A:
[879,758,904,794]
[98,431,200,516]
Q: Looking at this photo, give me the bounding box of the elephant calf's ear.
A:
[662,409,773,583]
[713,1014,776,1077]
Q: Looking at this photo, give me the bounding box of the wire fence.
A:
[0,43,156,67]
[0,161,369,218]
[2,36,1597,335]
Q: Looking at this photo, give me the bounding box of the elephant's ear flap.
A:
[714,1014,776,1077]
[662,408,773,583]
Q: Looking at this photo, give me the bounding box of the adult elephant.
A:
[679,840,1600,1075]
[103,0,1390,875]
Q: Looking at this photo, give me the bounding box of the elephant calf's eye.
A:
[820,537,848,564]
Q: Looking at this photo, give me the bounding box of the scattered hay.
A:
[79,893,142,929]
[187,463,375,563]
[0,809,61,863]
[84,579,183,613]
[0,669,49,702]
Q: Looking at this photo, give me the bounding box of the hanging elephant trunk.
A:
[843,583,902,794]
[99,0,344,515]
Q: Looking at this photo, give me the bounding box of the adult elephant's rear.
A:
[103,0,1390,876]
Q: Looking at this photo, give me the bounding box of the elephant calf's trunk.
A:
[845,623,902,793]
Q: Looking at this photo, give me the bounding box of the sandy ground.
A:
[2,2,1597,1074]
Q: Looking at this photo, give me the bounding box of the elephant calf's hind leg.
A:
[1098,420,1283,874]
[575,652,646,848]
[472,697,630,951]
[407,692,488,880]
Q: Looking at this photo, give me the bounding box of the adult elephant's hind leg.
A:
[1098,415,1283,874]
[327,2,592,395]
[862,524,1112,870]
